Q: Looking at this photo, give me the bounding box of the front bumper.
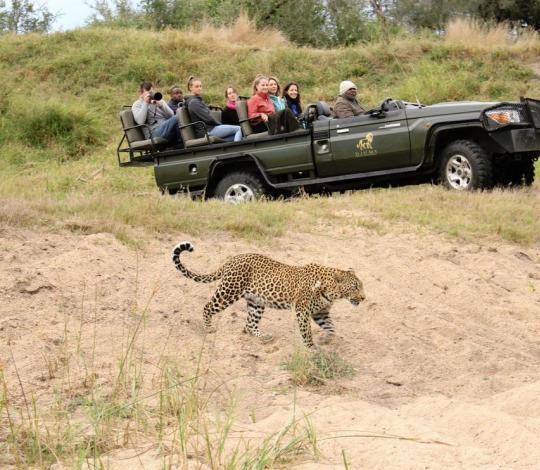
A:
[490,128,540,154]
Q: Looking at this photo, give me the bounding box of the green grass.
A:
[1,27,539,246]
[283,348,356,386]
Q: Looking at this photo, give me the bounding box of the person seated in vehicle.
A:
[167,85,184,114]
[221,85,240,126]
[333,80,366,119]
[185,76,242,142]
[132,81,181,145]
[247,75,299,135]
[268,76,286,112]
[283,81,303,119]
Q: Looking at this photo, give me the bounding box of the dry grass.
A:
[0,285,321,469]
[184,12,288,49]
[445,17,538,49]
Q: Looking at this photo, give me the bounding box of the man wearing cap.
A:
[333,80,365,119]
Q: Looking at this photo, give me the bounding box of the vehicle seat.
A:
[119,109,169,151]
[303,101,332,124]
[210,108,222,123]
[316,101,332,120]
[177,108,225,148]
[235,100,269,140]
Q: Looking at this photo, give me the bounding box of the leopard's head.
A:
[333,269,366,306]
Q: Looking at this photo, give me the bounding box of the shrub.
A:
[2,99,104,162]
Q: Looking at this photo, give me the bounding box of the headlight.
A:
[482,104,529,131]
[485,109,522,124]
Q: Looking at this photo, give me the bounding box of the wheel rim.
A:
[445,154,472,190]
[223,183,255,203]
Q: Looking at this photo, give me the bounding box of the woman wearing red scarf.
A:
[247,75,299,135]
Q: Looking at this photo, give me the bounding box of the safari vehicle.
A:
[117,97,540,202]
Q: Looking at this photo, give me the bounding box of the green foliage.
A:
[0,98,104,162]
[0,27,538,167]
[0,0,56,33]
[476,0,540,29]
[284,348,356,386]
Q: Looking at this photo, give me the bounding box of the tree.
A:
[325,0,373,45]
[243,0,328,47]
[0,0,56,33]
[87,0,141,28]
[476,0,540,29]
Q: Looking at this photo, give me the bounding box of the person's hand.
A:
[143,91,152,103]
[260,113,269,122]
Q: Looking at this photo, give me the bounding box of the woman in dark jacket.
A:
[283,82,302,119]
[221,85,240,126]
[185,76,242,142]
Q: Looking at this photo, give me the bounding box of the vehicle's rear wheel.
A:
[439,140,493,190]
[214,171,267,203]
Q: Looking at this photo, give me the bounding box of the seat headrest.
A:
[236,100,248,120]
[316,101,331,117]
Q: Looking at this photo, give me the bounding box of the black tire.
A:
[494,156,536,187]
[519,157,535,186]
[214,171,267,203]
[438,140,493,190]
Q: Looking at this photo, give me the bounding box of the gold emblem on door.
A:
[355,133,377,157]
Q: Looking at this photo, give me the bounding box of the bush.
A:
[1,99,104,162]
[283,348,355,386]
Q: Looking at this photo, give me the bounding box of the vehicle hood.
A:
[405,100,501,119]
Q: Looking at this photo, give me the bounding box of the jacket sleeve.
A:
[132,100,148,125]
[333,99,354,119]
[188,100,220,126]
[247,96,260,120]
[161,101,174,118]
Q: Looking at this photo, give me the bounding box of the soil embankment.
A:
[1,226,539,468]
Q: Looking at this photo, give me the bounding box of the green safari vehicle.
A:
[117,97,540,202]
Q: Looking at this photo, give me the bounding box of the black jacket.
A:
[221,105,240,126]
[185,95,221,138]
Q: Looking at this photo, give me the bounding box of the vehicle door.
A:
[318,109,411,177]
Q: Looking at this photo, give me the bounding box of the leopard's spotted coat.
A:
[172,242,366,347]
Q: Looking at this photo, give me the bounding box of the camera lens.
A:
[152,92,162,101]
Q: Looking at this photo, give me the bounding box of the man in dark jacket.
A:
[167,85,184,114]
[333,80,365,119]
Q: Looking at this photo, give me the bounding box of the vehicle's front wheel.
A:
[439,140,493,190]
[214,171,267,203]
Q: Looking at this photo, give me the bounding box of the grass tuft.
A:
[283,348,356,386]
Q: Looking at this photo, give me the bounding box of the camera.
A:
[149,91,163,101]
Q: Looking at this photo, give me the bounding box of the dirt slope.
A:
[1,225,539,468]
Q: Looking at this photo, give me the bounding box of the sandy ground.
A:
[1,224,540,469]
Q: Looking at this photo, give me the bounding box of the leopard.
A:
[171,241,366,348]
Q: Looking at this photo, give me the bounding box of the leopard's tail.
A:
[171,241,223,283]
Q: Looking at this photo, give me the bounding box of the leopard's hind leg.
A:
[203,283,242,333]
[244,298,273,343]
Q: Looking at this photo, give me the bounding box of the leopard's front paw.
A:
[204,325,217,334]
[259,333,274,344]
